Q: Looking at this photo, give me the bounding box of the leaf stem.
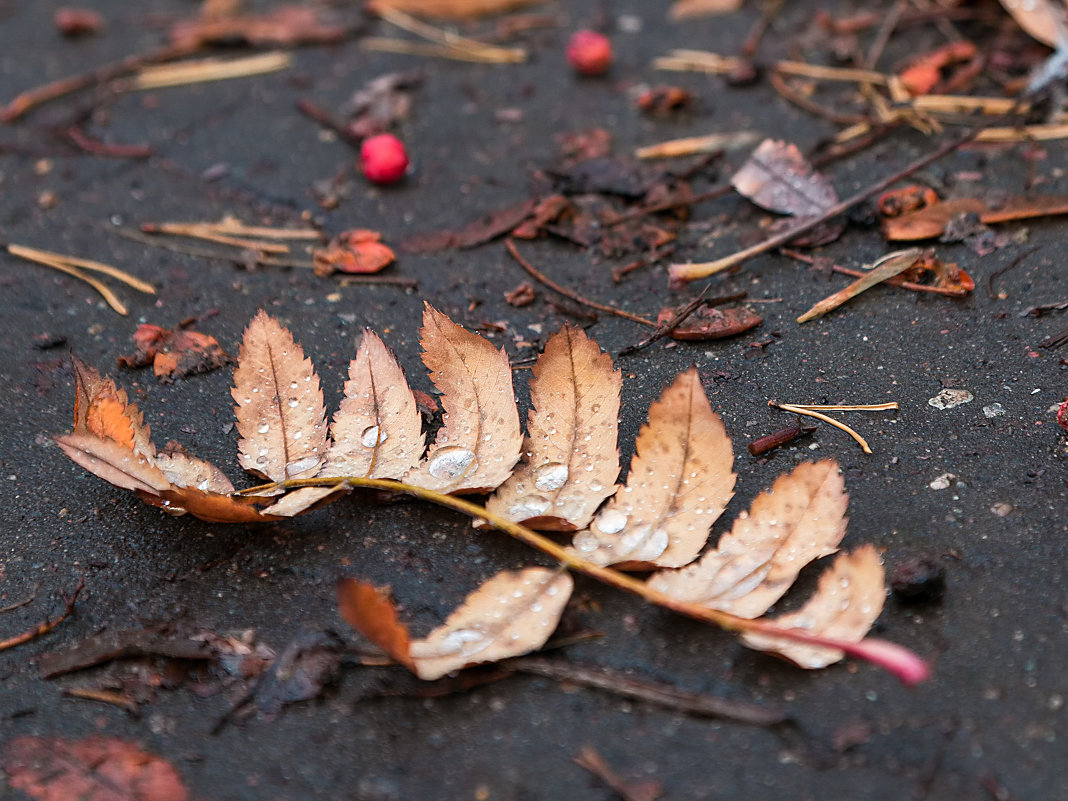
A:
[244,475,929,685]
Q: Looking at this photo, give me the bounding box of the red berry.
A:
[567,30,613,76]
[360,134,409,184]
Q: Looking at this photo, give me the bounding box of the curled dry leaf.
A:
[999,0,1065,47]
[647,460,848,618]
[339,568,573,680]
[731,139,838,218]
[740,545,886,668]
[54,434,171,496]
[573,368,735,568]
[119,323,228,381]
[322,329,424,479]
[232,310,329,481]
[486,324,621,531]
[71,356,155,459]
[656,305,762,341]
[406,304,522,494]
[3,736,189,801]
[312,230,395,277]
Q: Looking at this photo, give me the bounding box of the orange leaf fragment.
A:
[408,568,573,680]
[119,323,228,381]
[3,736,189,801]
[322,329,424,479]
[740,545,886,667]
[313,230,395,277]
[573,368,735,568]
[647,460,848,618]
[884,195,1068,241]
[897,41,978,96]
[72,356,155,459]
[486,324,621,531]
[405,304,522,494]
[231,311,329,481]
[337,579,416,672]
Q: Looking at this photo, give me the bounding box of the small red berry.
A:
[360,134,409,184]
[567,30,613,76]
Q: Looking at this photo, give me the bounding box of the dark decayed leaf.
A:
[118,322,229,381]
[656,305,762,340]
[731,139,838,218]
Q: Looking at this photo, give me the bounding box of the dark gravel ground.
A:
[2,2,1067,799]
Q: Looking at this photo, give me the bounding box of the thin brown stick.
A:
[742,0,786,58]
[0,583,40,614]
[770,402,874,453]
[63,687,140,715]
[1,44,194,122]
[748,421,817,456]
[864,0,906,69]
[0,579,84,652]
[768,71,867,125]
[574,747,661,801]
[669,124,990,283]
[618,289,750,357]
[513,657,785,725]
[505,239,656,327]
[986,247,1040,299]
[64,126,153,159]
[606,183,734,228]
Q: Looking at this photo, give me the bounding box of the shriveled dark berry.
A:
[891,555,946,603]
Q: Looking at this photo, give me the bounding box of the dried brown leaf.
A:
[322,329,424,479]
[647,460,848,618]
[408,568,573,680]
[154,446,235,494]
[72,356,155,459]
[3,736,189,801]
[883,195,1068,241]
[572,368,735,568]
[337,579,416,671]
[119,323,228,381]
[998,0,1062,47]
[368,0,544,20]
[740,545,886,667]
[405,304,522,494]
[231,311,329,481]
[486,324,621,531]
[140,487,283,523]
[54,434,171,496]
[731,139,838,218]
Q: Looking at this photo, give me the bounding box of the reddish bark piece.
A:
[337,579,416,671]
[169,5,350,49]
[637,85,694,115]
[504,281,536,306]
[3,736,189,801]
[877,185,939,218]
[884,195,1068,241]
[898,41,978,96]
[656,305,762,340]
[401,198,538,253]
[731,139,837,218]
[313,230,396,276]
[119,323,228,381]
[54,8,103,36]
[367,0,543,19]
